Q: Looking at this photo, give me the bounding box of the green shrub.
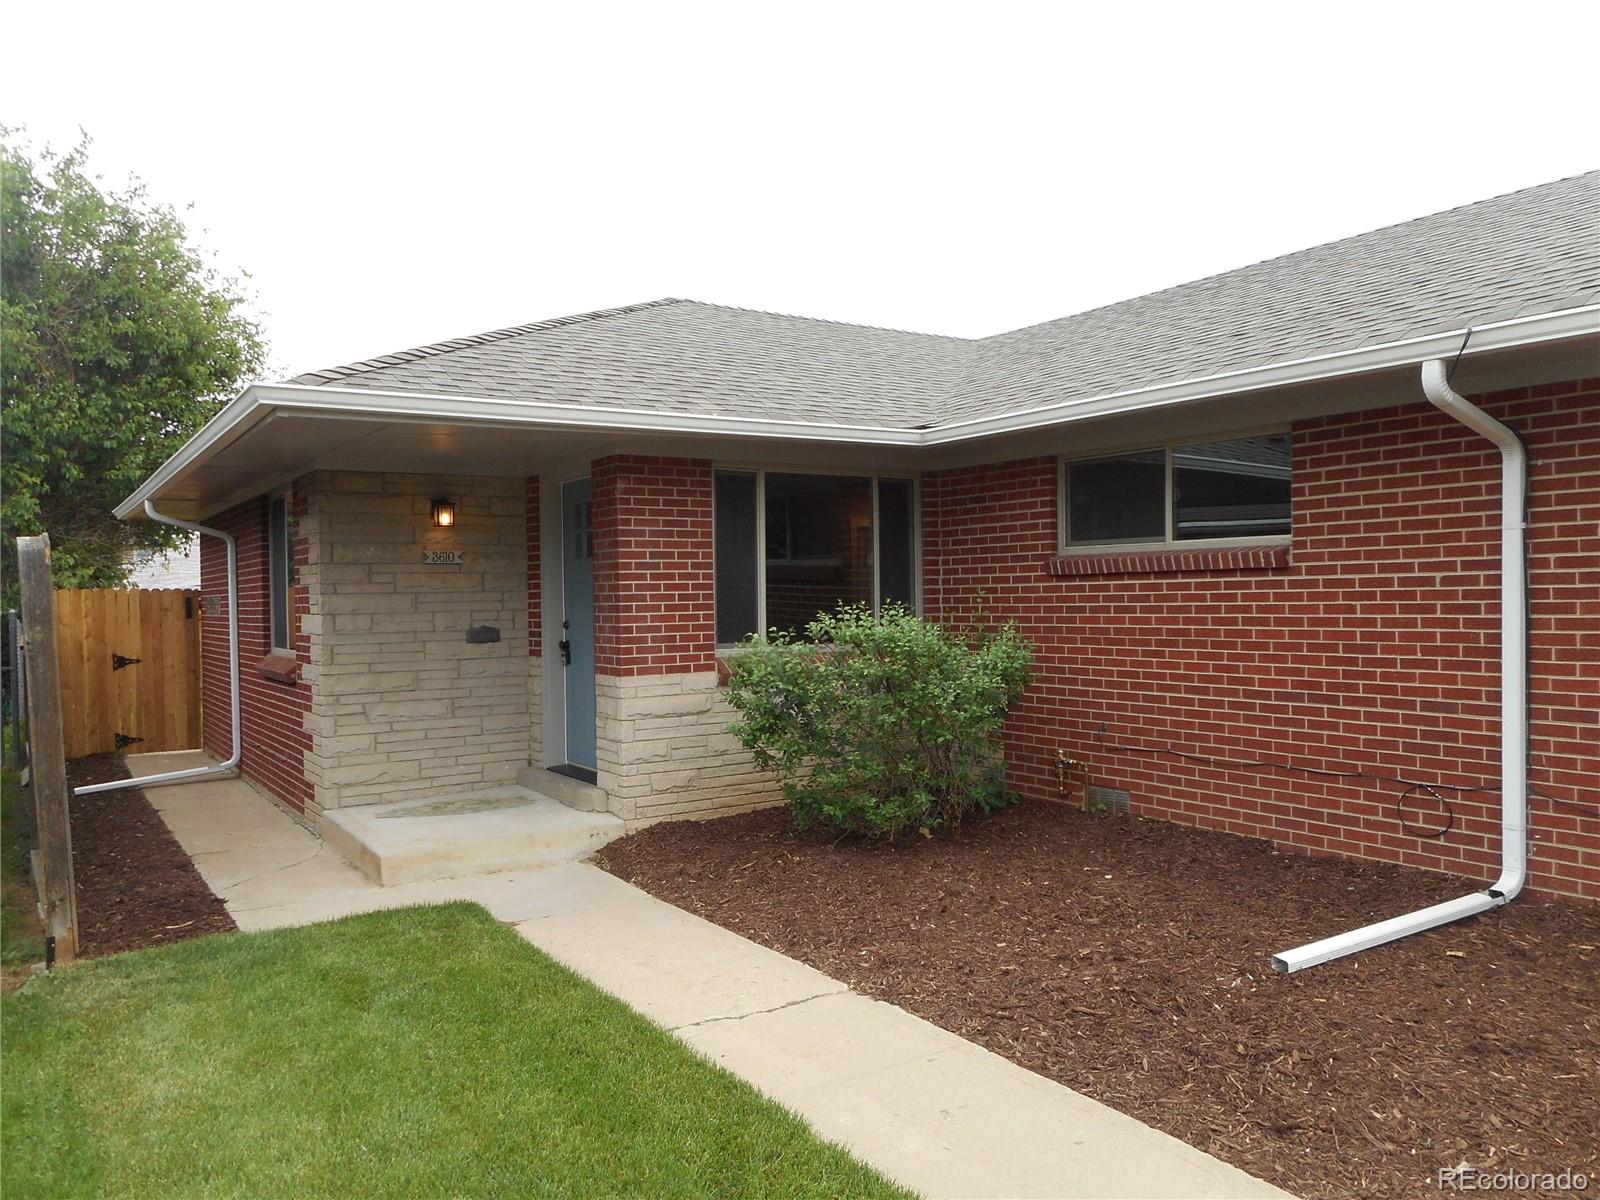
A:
[723,605,1034,838]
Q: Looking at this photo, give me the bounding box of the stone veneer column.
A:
[301,471,532,812]
[589,455,780,824]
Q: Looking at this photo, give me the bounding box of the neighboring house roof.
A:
[125,537,201,589]
[288,171,1600,431]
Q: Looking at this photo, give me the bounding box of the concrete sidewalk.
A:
[129,753,1289,1200]
[125,753,631,930]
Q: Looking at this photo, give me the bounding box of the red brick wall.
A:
[199,487,314,812]
[526,476,541,659]
[591,455,717,676]
[923,378,1600,900]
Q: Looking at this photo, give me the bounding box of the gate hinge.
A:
[112,653,142,671]
[114,732,144,751]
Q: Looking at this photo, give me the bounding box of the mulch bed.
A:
[64,754,235,957]
[601,802,1600,1200]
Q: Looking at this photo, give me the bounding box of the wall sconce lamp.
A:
[431,498,457,528]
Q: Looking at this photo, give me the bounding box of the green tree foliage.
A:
[1,132,265,603]
[723,604,1034,838]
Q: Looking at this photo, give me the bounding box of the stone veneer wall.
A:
[301,471,532,813]
[596,671,780,824]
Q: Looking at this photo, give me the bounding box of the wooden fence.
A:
[54,588,202,758]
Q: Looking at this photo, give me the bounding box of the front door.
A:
[560,478,597,773]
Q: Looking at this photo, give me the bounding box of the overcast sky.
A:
[5,1,1596,382]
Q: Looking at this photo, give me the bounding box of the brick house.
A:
[117,173,1600,903]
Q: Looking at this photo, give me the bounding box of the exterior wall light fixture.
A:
[431,498,457,528]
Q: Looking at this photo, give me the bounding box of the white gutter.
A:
[1271,358,1527,972]
[73,502,242,796]
[113,304,1599,520]
[923,303,1597,444]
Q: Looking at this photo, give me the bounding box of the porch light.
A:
[431,498,457,528]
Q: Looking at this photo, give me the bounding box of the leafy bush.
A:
[723,605,1033,837]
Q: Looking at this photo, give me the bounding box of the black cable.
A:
[1396,784,1454,839]
[1090,726,1594,841]
[1447,326,1475,382]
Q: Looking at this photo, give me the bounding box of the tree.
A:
[1,132,265,606]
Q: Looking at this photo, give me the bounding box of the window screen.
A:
[1066,451,1166,544]
[714,472,758,644]
[1172,435,1291,540]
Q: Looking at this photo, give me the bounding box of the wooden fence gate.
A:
[54,588,203,758]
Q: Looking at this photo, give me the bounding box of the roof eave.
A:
[114,388,274,519]
[111,384,926,520]
[115,302,1599,520]
[922,303,1600,444]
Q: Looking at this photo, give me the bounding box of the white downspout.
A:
[73,501,242,795]
[1271,358,1527,972]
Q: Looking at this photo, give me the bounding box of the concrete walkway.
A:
[127,753,1289,1200]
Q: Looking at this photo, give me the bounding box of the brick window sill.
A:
[1047,544,1291,577]
[256,651,302,684]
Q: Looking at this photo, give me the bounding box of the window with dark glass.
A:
[713,472,916,644]
[568,498,594,559]
[877,477,916,610]
[1066,451,1166,544]
[1064,434,1291,548]
[762,474,873,637]
[268,496,293,650]
[1172,435,1291,540]
[713,473,758,645]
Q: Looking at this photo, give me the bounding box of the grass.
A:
[2,902,907,1199]
[1,763,45,981]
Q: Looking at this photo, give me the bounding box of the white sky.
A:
[5,0,1596,382]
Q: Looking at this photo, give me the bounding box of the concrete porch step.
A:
[319,786,623,887]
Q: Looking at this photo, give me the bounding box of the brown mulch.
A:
[64,754,235,957]
[600,802,1600,1200]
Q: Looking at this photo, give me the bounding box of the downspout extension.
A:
[1271,359,1528,972]
[72,501,242,796]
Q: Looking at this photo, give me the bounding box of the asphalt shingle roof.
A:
[292,299,968,427]
[289,172,1600,430]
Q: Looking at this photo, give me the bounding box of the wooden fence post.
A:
[16,535,78,962]
[5,609,25,770]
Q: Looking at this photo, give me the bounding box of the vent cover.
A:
[1085,785,1131,814]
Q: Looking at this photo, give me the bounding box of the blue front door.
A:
[560,478,597,770]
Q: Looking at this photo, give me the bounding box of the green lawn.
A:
[3,902,906,1199]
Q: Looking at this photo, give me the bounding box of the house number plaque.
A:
[422,548,466,566]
